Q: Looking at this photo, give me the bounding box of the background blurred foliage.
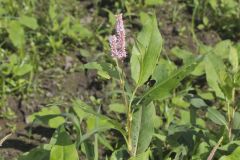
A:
[0,0,240,160]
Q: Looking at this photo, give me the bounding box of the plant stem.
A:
[115,59,131,151]
[227,100,232,140]
[115,59,128,107]
[207,136,223,160]
[115,59,140,155]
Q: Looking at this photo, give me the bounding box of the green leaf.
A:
[19,144,51,160]
[71,99,127,143]
[19,16,38,30]
[141,56,202,102]
[190,98,207,108]
[207,107,227,126]
[171,47,194,64]
[50,129,79,160]
[129,149,150,160]
[205,54,226,98]
[213,40,231,59]
[208,0,218,9]
[220,147,240,160]
[50,144,78,160]
[130,13,163,86]
[131,103,155,156]
[27,106,65,128]
[72,99,92,121]
[109,103,126,113]
[152,59,176,83]
[233,112,240,129]
[13,64,33,76]
[7,21,25,48]
[172,96,190,108]
[192,142,209,160]
[84,62,118,79]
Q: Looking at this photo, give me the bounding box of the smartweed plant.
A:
[20,12,203,160]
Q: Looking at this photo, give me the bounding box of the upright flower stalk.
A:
[109,14,134,154]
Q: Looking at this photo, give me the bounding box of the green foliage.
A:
[1,0,240,159]
[220,147,240,160]
[131,103,155,156]
[131,12,163,86]
[207,107,228,126]
[27,105,65,128]
[50,128,79,160]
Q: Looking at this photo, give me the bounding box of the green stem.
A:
[115,59,128,107]
[227,100,232,140]
[115,59,131,151]
[191,3,200,53]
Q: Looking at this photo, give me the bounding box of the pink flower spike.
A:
[116,14,125,34]
[109,35,118,58]
[109,13,127,60]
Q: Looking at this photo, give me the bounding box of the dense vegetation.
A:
[0,0,240,159]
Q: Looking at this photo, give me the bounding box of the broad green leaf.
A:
[109,103,126,113]
[208,0,218,9]
[205,54,225,98]
[152,59,176,83]
[84,62,118,79]
[50,129,79,160]
[220,147,240,160]
[86,116,115,132]
[27,106,65,128]
[50,144,78,160]
[13,64,33,76]
[7,21,25,48]
[19,16,38,30]
[72,99,92,121]
[172,96,190,108]
[213,40,231,59]
[131,103,155,156]
[171,47,194,64]
[207,108,227,126]
[190,98,207,108]
[131,13,163,86]
[19,144,51,160]
[198,91,214,100]
[141,56,202,102]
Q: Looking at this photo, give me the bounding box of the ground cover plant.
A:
[0,0,240,160]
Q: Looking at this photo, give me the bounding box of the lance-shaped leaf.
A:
[207,107,227,127]
[205,53,226,99]
[140,56,203,103]
[131,103,155,156]
[131,13,163,86]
